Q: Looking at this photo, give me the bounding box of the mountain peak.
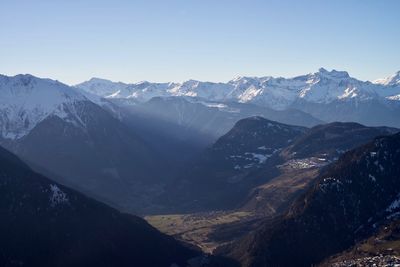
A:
[88,77,111,82]
[85,77,124,85]
[316,68,350,79]
[181,79,201,87]
[318,67,329,73]
[374,71,400,86]
[0,74,40,86]
[134,80,150,86]
[233,116,305,133]
[0,74,87,139]
[14,73,35,80]
[391,70,400,81]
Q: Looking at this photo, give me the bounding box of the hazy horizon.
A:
[1,67,399,87]
[1,0,399,84]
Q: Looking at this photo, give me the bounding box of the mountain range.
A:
[161,117,398,214]
[2,68,399,145]
[2,69,400,266]
[76,68,400,127]
[1,70,399,215]
[0,74,165,214]
[76,69,400,108]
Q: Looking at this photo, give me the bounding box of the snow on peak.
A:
[0,74,88,139]
[316,68,350,79]
[374,71,400,86]
[76,77,130,97]
[49,184,69,207]
[74,69,400,110]
[77,78,174,101]
[170,80,233,100]
[229,76,272,84]
[295,69,370,103]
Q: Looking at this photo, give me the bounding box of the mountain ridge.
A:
[74,68,400,128]
[223,131,400,266]
[0,74,88,139]
[75,68,400,109]
[0,144,204,267]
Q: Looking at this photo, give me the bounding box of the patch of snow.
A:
[198,101,227,109]
[244,152,272,164]
[243,163,254,169]
[49,184,69,207]
[368,174,376,182]
[319,177,343,193]
[387,194,400,212]
[379,164,385,172]
[387,94,400,100]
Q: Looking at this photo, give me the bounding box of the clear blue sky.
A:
[1,0,399,84]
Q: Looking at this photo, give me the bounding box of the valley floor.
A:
[145,211,261,253]
[145,159,322,253]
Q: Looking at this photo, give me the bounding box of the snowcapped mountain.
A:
[76,77,131,97]
[373,71,400,100]
[0,74,87,139]
[76,69,400,128]
[76,68,400,110]
[0,74,164,214]
[374,71,400,87]
[0,73,319,214]
[77,77,175,101]
[225,68,383,109]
